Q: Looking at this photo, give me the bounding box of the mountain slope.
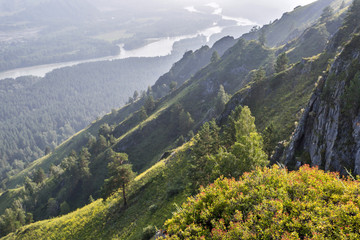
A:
[242,0,351,47]
[0,0,353,238]
[284,35,360,174]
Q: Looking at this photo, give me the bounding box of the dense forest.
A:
[0,56,175,180]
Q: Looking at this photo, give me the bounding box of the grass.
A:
[235,51,333,141]
[3,144,191,240]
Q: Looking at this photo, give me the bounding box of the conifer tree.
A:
[144,95,155,113]
[33,168,46,184]
[258,28,266,46]
[211,51,220,63]
[251,67,266,82]
[169,81,177,92]
[190,120,220,187]
[133,90,139,100]
[275,52,289,73]
[215,85,230,114]
[212,106,268,179]
[102,151,135,207]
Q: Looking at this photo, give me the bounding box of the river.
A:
[0,3,253,81]
[0,26,224,80]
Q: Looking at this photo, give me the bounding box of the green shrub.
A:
[164,165,360,239]
[142,225,157,240]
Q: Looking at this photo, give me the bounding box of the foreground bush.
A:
[164,165,360,239]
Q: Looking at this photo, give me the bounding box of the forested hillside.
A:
[0,56,174,180]
[1,0,360,239]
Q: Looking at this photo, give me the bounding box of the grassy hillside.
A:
[2,143,192,240]
[1,38,336,240]
[1,0,353,237]
[242,0,351,47]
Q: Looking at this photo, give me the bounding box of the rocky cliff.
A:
[284,34,360,175]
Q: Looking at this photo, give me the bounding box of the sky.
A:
[215,0,319,24]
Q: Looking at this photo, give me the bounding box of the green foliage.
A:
[190,107,268,187]
[164,165,360,239]
[0,208,23,236]
[190,120,220,188]
[251,67,266,82]
[32,168,46,185]
[343,72,360,115]
[0,198,34,237]
[144,95,156,114]
[275,52,289,73]
[211,51,220,63]
[60,201,71,215]
[258,28,266,46]
[179,111,194,134]
[320,6,334,22]
[344,0,360,33]
[77,148,91,179]
[0,3,348,237]
[211,107,268,179]
[333,0,360,46]
[133,90,139,101]
[102,151,135,206]
[98,124,112,139]
[169,81,177,92]
[0,55,173,180]
[46,198,59,217]
[142,225,157,240]
[139,106,148,121]
[262,123,279,157]
[215,85,230,115]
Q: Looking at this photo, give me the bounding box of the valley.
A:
[1,0,360,239]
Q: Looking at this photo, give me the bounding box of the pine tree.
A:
[190,120,220,187]
[262,123,278,157]
[133,90,139,100]
[98,123,111,138]
[139,106,148,121]
[144,95,155,113]
[33,168,46,184]
[222,106,244,148]
[251,67,266,82]
[258,28,266,46]
[211,51,220,63]
[275,52,289,73]
[102,151,135,207]
[169,81,177,92]
[179,110,194,134]
[215,85,230,114]
[212,106,268,179]
[77,147,91,178]
[60,201,70,215]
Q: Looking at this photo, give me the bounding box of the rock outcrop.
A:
[284,34,360,175]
